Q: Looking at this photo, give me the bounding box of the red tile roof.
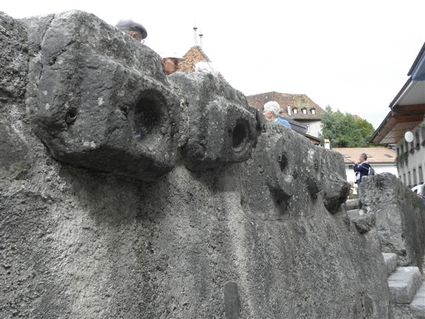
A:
[178,46,210,73]
[247,91,325,121]
[333,147,397,164]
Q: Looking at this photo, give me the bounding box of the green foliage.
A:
[321,106,375,147]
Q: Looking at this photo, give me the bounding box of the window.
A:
[419,166,424,184]
[301,108,307,114]
[403,174,406,185]
[413,168,417,186]
[400,144,404,154]
[397,147,400,157]
[415,131,420,149]
[293,108,298,114]
[310,108,316,115]
[422,126,425,145]
[408,171,412,187]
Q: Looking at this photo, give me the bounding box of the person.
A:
[116,20,148,42]
[263,101,291,129]
[163,57,180,75]
[353,153,370,184]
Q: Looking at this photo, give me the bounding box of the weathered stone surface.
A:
[170,72,258,170]
[345,198,360,211]
[347,209,376,234]
[0,15,32,180]
[410,283,425,318]
[318,147,351,214]
[359,173,425,270]
[0,111,31,179]
[0,12,28,101]
[392,304,419,319]
[245,122,350,217]
[23,11,181,181]
[223,281,241,319]
[387,267,422,304]
[0,11,394,319]
[383,253,398,276]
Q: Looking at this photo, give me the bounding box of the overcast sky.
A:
[3,0,424,128]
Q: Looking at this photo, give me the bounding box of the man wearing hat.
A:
[116,20,148,42]
[263,101,291,129]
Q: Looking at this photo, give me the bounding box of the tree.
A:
[321,106,375,148]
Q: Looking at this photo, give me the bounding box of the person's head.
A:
[116,20,148,42]
[163,57,179,75]
[359,153,367,162]
[263,101,281,121]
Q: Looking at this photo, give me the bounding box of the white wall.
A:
[305,121,322,138]
[396,120,425,187]
[344,163,398,184]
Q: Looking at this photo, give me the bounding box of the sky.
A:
[2,0,424,128]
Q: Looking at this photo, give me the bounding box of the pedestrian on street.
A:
[354,153,371,184]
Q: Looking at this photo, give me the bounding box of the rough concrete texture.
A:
[383,253,398,276]
[392,304,419,319]
[347,209,376,234]
[387,267,422,304]
[359,173,425,270]
[345,198,360,211]
[0,10,394,318]
[410,283,425,318]
[23,11,181,181]
[169,72,258,171]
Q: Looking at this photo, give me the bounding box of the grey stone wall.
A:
[0,11,393,318]
[359,173,425,270]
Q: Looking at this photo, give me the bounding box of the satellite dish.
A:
[404,131,414,143]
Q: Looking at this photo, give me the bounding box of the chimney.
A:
[199,33,204,48]
[193,27,198,46]
[287,106,292,116]
[324,139,331,150]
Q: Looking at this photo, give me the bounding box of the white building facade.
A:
[334,147,398,184]
[396,121,425,187]
[371,42,425,189]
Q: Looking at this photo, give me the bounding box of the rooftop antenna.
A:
[193,26,198,46]
[199,33,204,48]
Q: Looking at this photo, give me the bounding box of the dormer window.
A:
[301,108,307,114]
[310,108,316,115]
[293,108,298,114]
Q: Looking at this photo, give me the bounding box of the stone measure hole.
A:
[277,153,288,171]
[270,187,291,215]
[132,90,165,140]
[232,119,249,152]
[65,107,78,125]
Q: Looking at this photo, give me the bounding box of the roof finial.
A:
[199,33,204,48]
[193,26,198,46]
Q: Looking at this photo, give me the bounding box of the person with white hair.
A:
[263,101,291,129]
[116,20,148,42]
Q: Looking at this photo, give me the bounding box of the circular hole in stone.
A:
[132,90,165,140]
[277,153,288,171]
[232,119,249,152]
[65,107,78,125]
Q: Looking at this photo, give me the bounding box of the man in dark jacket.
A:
[353,153,370,184]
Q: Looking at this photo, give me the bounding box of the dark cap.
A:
[116,20,148,39]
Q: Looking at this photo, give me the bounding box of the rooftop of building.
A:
[333,147,397,164]
[371,42,425,145]
[247,91,325,121]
